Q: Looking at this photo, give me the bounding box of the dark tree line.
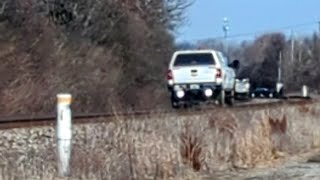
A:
[177,32,320,93]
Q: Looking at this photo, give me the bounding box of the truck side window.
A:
[217,52,228,67]
[222,55,229,66]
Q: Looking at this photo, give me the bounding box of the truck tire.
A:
[171,99,180,109]
[226,90,235,106]
[171,95,181,109]
[277,88,284,99]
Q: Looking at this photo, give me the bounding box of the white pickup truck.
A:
[167,49,239,108]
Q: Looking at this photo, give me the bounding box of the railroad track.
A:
[0,96,315,130]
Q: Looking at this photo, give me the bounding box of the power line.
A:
[213,21,317,40]
[181,21,319,42]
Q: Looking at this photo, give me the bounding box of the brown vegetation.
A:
[0,0,192,115]
[269,115,287,134]
[180,123,204,171]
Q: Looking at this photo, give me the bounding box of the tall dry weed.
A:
[180,122,204,171]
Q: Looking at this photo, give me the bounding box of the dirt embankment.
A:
[0,100,319,179]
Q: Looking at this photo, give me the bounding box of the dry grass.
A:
[0,102,320,179]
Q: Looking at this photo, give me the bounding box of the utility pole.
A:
[278,51,282,82]
[276,51,284,95]
[222,17,229,57]
[291,29,295,63]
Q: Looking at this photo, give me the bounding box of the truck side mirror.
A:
[229,60,240,70]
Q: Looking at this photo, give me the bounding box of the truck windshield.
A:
[173,53,215,66]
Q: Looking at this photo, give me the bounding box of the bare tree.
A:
[0,0,193,114]
[132,0,193,31]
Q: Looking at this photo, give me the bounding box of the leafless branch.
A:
[0,2,6,15]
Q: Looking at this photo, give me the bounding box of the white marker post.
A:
[302,85,308,98]
[56,93,72,177]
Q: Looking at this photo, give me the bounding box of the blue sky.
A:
[176,0,320,43]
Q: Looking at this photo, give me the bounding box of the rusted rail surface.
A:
[0,96,315,130]
[0,110,161,123]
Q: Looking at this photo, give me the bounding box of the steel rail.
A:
[0,96,314,128]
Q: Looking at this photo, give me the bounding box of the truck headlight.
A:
[204,88,213,97]
[176,90,185,99]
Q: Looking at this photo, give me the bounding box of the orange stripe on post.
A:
[57,94,72,105]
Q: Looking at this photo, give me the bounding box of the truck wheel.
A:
[278,88,284,99]
[171,96,180,109]
[226,90,235,106]
[219,90,226,106]
[171,99,180,109]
